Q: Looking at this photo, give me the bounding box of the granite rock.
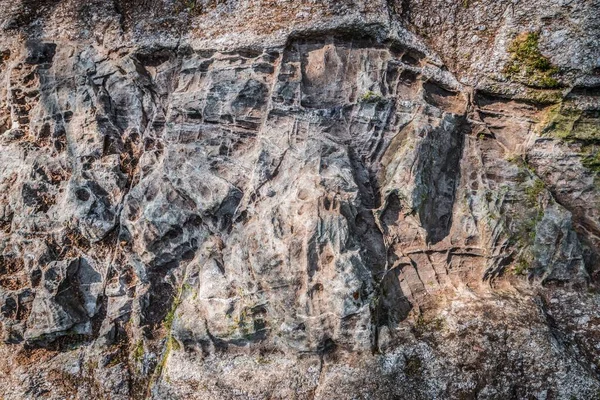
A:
[0,0,600,399]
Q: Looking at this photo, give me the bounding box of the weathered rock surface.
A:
[0,0,599,399]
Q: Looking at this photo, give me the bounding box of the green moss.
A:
[504,32,560,89]
[581,145,600,187]
[524,178,545,208]
[85,360,98,372]
[359,91,385,104]
[144,277,190,395]
[106,355,122,368]
[501,173,546,277]
[176,0,227,13]
[512,257,529,275]
[168,335,181,351]
[163,296,182,331]
[542,104,584,139]
[227,307,252,337]
[255,356,272,365]
[414,314,445,336]
[541,104,600,177]
[176,0,199,12]
[132,340,144,362]
[582,148,600,173]
[508,213,540,276]
[513,208,543,244]
[153,335,180,385]
[572,117,600,142]
[523,89,563,105]
[183,0,196,9]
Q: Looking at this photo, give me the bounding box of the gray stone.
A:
[0,0,599,399]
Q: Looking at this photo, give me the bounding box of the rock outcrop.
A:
[0,0,600,399]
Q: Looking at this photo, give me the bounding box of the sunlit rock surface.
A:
[0,0,600,398]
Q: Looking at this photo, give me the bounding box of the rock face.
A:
[0,0,600,399]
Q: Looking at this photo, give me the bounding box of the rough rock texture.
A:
[0,0,600,399]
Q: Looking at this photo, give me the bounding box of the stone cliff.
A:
[0,0,599,399]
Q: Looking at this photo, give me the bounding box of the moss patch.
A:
[174,0,225,14]
[132,339,144,363]
[359,90,385,104]
[414,314,445,336]
[504,32,560,89]
[541,103,600,177]
[582,147,600,173]
[513,257,529,276]
[163,296,182,331]
[524,178,545,208]
[580,144,600,186]
[542,103,600,140]
[508,210,542,276]
[523,88,563,105]
[502,171,546,276]
[542,104,583,139]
